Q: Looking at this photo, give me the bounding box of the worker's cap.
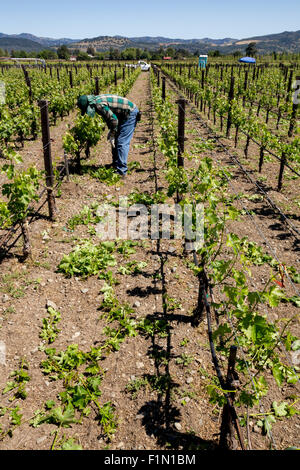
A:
[77,95,95,117]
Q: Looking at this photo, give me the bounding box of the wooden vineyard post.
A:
[256,99,261,117]
[123,67,125,81]
[162,76,166,102]
[234,126,239,148]
[288,101,298,137]
[21,64,37,139]
[20,219,31,259]
[278,151,287,191]
[95,77,99,95]
[259,146,265,173]
[276,109,281,130]
[226,75,235,138]
[286,70,293,103]
[243,70,248,107]
[219,346,240,450]
[157,70,160,87]
[276,82,281,107]
[177,98,186,167]
[191,258,207,325]
[69,70,73,88]
[38,100,56,221]
[114,70,117,86]
[64,151,70,182]
[21,65,33,104]
[244,135,250,157]
[205,64,209,78]
[176,98,186,203]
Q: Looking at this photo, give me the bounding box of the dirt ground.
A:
[0,71,299,451]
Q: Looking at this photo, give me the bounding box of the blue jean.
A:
[113,107,139,175]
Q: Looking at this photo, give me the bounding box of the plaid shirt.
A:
[94,95,137,131]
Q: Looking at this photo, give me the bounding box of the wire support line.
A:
[184,103,300,239]
[161,67,300,179]
[152,74,247,450]
[153,71,300,383]
[153,70,300,296]
[0,159,68,250]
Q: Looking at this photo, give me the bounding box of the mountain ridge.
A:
[70,30,300,53]
[0,29,300,53]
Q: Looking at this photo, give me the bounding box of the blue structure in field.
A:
[198,55,208,69]
[239,57,256,64]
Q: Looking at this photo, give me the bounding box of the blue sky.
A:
[1,0,300,39]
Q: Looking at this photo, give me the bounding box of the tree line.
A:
[1,43,300,62]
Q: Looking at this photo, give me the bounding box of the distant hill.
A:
[0,37,46,52]
[70,35,238,52]
[0,33,79,48]
[14,33,79,46]
[234,30,300,53]
[70,30,300,53]
[71,35,132,51]
[0,29,300,54]
[129,36,238,46]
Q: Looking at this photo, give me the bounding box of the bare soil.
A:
[0,71,299,451]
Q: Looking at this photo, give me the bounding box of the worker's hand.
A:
[107,131,115,148]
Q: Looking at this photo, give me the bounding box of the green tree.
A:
[208,49,221,57]
[57,45,70,60]
[233,50,242,58]
[174,48,187,60]
[135,48,142,60]
[158,46,165,58]
[109,48,121,60]
[94,52,105,60]
[77,51,90,61]
[38,50,58,60]
[141,49,151,61]
[151,49,162,60]
[165,47,175,58]
[121,48,136,61]
[245,42,257,57]
[18,50,28,58]
[87,46,95,56]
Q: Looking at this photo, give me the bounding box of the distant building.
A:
[70,56,77,61]
[163,56,172,60]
